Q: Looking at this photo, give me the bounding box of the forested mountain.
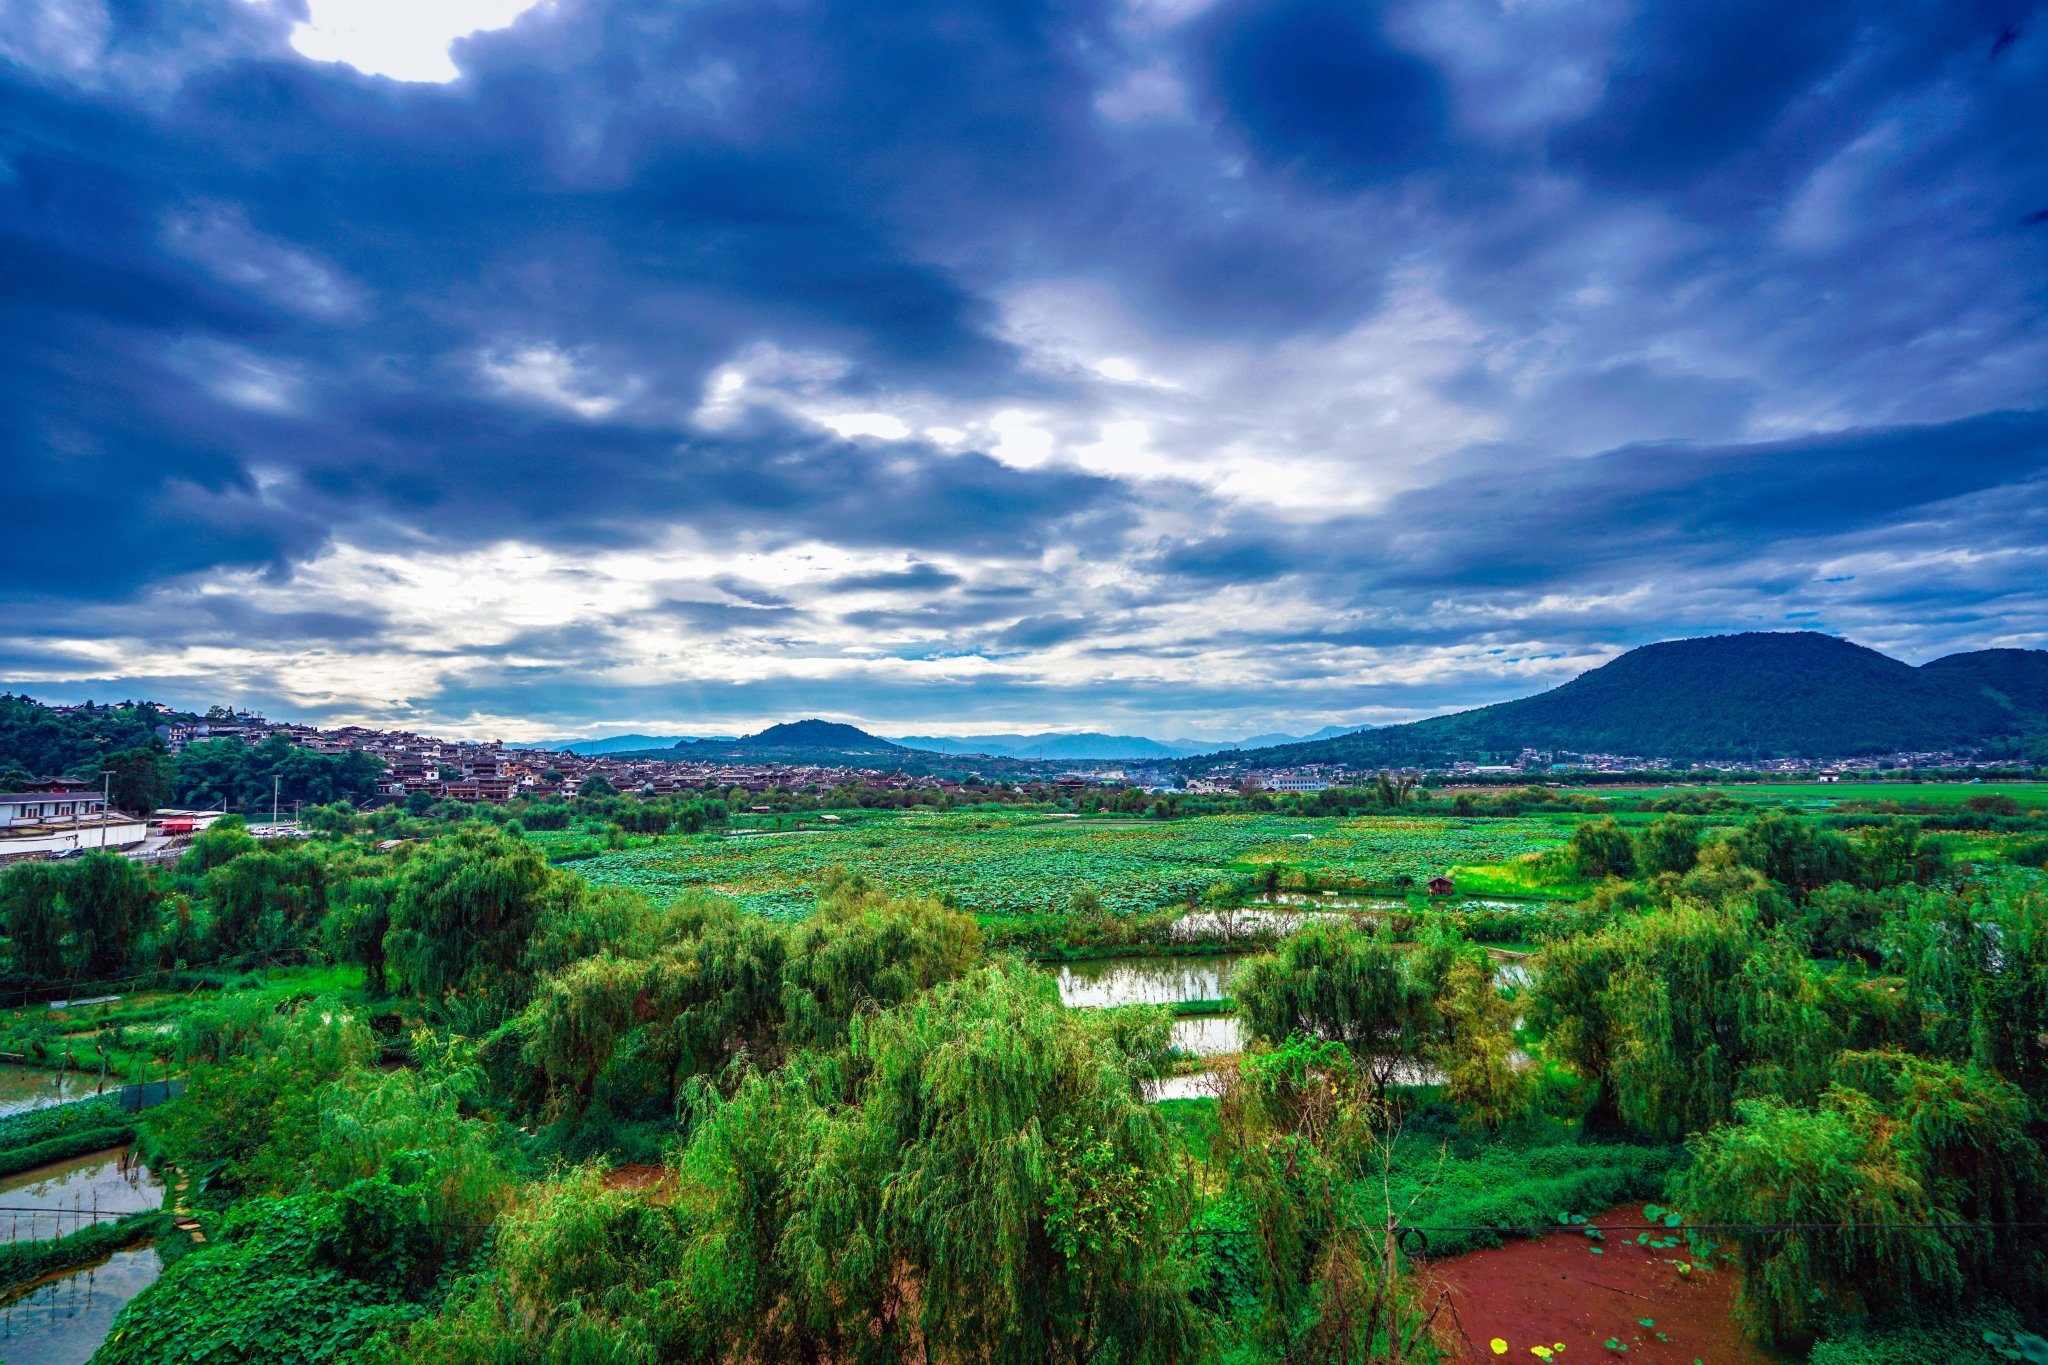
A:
[1195,633,2048,769]
[617,719,915,766]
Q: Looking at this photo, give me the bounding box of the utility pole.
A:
[100,771,110,849]
[272,774,281,828]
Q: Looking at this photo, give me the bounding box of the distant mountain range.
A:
[528,724,1368,762]
[512,733,733,755]
[888,725,1367,761]
[1187,632,2048,771]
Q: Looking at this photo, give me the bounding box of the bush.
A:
[1807,1305,2034,1365]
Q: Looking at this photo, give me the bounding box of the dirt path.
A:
[1424,1203,1782,1365]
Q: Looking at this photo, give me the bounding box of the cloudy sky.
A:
[4,0,2046,741]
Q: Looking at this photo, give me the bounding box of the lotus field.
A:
[569,811,1570,919]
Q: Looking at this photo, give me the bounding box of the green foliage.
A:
[1633,814,1701,876]
[0,694,171,777]
[1433,955,1536,1129]
[1679,1056,2045,1347]
[104,741,174,814]
[207,845,330,957]
[150,1000,377,1197]
[0,848,156,979]
[572,809,1566,920]
[385,826,575,1005]
[173,733,385,811]
[95,1189,450,1364]
[1530,902,1841,1139]
[1807,1307,2040,1365]
[1235,921,1457,1095]
[1568,818,1637,881]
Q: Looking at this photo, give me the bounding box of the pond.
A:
[0,1245,162,1365]
[1167,908,1348,941]
[0,1066,90,1119]
[1169,1015,1243,1056]
[0,1147,163,1240]
[1143,1073,1225,1103]
[1052,956,1245,1008]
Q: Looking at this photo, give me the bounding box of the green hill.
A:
[1191,633,2048,769]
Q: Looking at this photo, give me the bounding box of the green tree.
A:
[102,742,173,814]
[0,862,68,979]
[576,773,617,798]
[1567,817,1637,881]
[1434,956,1535,1129]
[790,963,1203,1364]
[1679,1055,2043,1349]
[1214,1035,1436,1362]
[1633,813,1701,877]
[1235,922,1456,1096]
[63,851,156,978]
[384,827,573,1005]
[1530,903,1840,1138]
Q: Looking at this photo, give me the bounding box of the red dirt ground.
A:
[1423,1203,1784,1365]
[602,1162,674,1197]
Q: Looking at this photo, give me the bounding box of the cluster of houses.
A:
[160,711,974,805]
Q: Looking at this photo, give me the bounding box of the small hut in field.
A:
[1426,875,1456,897]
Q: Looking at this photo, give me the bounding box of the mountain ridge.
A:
[1186,632,2048,771]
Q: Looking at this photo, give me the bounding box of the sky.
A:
[3,0,2046,742]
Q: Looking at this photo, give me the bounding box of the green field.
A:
[1621,781,2048,810]
[569,811,1574,919]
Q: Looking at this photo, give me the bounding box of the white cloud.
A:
[287,0,546,83]
[162,204,365,319]
[480,344,626,418]
[1095,61,1190,123]
[819,412,912,440]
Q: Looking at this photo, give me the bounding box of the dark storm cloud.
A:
[1196,0,1445,186]
[820,564,964,594]
[3,0,2047,730]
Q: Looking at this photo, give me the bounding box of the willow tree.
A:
[778,876,981,1051]
[1214,1036,1441,1363]
[1235,921,1457,1096]
[1531,902,1840,1138]
[1680,1054,2043,1346]
[0,861,67,979]
[1433,955,1534,1129]
[204,845,329,957]
[384,826,575,1007]
[61,850,156,978]
[514,906,787,1117]
[789,963,1204,1365]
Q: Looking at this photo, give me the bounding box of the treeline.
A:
[0,694,177,779]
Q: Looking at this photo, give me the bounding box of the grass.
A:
[0,964,374,1084]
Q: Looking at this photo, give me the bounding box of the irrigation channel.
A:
[0,1066,91,1120]
[0,1146,167,1364]
[1048,913,1537,1103]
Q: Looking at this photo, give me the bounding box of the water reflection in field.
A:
[0,1066,87,1118]
[1053,956,1244,1007]
[0,1245,162,1365]
[1168,1015,1243,1056]
[0,1147,162,1239]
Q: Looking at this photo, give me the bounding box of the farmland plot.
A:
[570,812,1569,919]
